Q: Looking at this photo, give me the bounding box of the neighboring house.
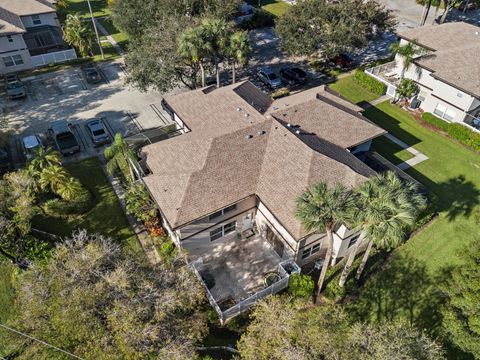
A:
[366,22,480,131]
[140,81,386,322]
[0,0,76,75]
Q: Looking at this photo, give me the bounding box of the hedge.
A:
[421,113,480,151]
[43,188,94,217]
[353,69,387,95]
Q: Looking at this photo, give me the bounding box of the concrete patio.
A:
[193,234,283,309]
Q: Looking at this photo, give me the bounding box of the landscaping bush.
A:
[421,113,480,151]
[353,69,387,95]
[288,273,314,298]
[421,112,450,132]
[271,87,290,99]
[43,188,93,217]
[239,8,275,30]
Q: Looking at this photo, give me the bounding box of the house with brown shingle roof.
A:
[366,21,480,131]
[0,0,75,74]
[140,81,386,322]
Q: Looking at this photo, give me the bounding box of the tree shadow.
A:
[362,106,422,147]
[407,169,480,222]
[347,253,451,335]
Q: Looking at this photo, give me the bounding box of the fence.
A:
[30,48,77,67]
[190,259,294,324]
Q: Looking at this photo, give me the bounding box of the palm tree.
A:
[227,31,252,84]
[178,27,208,87]
[39,165,70,194]
[63,13,95,57]
[199,18,232,88]
[28,147,62,176]
[57,177,84,201]
[295,183,354,302]
[354,172,425,281]
[104,133,137,182]
[420,0,433,25]
[389,40,425,78]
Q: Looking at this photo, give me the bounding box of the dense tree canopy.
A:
[238,296,445,360]
[111,0,241,92]
[441,239,480,358]
[276,0,396,58]
[9,231,207,359]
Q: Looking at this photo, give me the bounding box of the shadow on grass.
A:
[406,169,480,222]
[347,253,450,334]
[362,105,422,147]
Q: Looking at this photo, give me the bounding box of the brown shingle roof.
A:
[399,22,480,97]
[143,82,383,240]
[398,22,480,51]
[143,119,374,239]
[0,0,55,16]
[0,7,25,34]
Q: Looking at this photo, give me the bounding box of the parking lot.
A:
[1,60,175,166]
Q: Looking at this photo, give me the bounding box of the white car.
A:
[22,134,43,160]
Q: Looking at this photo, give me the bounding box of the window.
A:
[6,35,13,43]
[31,15,41,25]
[348,235,360,248]
[209,227,223,241]
[433,103,447,117]
[301,242,321,260]
[209,221,237,241]
[208,204,237,220]
[2,55,24,67]
[418,90,427,102]
[223,221,236,235]
[434,103,456,121]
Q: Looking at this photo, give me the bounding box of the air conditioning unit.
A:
[410,97,421,109]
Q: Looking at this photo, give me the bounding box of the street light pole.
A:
[87,0,104,59]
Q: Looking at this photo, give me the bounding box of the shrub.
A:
[288,273,314,298]
[239,8,275,30]
[271,87,290,99]
[353,69,387,95]
[421,113,480,151]
[43,188,93,217]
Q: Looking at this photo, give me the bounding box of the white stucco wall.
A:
[20,12,59,28]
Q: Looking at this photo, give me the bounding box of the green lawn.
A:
[0,261,17,356]
[32,157,136,248]
[260,0,291,16]
[349,102,480,359]
[66,0,110,18]
[371,135,413,165]
[98,17,129,50]
[328,75,380,104]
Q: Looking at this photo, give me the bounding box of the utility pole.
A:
[87,0,104,59]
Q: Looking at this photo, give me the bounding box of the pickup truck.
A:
[48,120,80,155]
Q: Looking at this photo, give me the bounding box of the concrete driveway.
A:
[2,60,174,165]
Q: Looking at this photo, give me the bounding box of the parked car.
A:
[331,54,354,69]
[21,134,43,160]
[48,120,80,156]
[257,67,282,89]
[280,67,308,86]
[0,146,12,174]
[85,118,110,146]
[4,74,26,99]
[81,64,102,84]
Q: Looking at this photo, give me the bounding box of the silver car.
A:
[22,134,43,160]
[257,67,283,89]
[5,74,26,99]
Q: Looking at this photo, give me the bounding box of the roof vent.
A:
[284,103,289,107]
[244,113,250,118]
[245,134,253,139]
[272,106,279,110]
[236,107,242,112]
[295,129,303,135]
[258,130,266,136]
[287,123,292,127]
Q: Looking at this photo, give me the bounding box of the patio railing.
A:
[30,48,77,67]
[190,258,296,324]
